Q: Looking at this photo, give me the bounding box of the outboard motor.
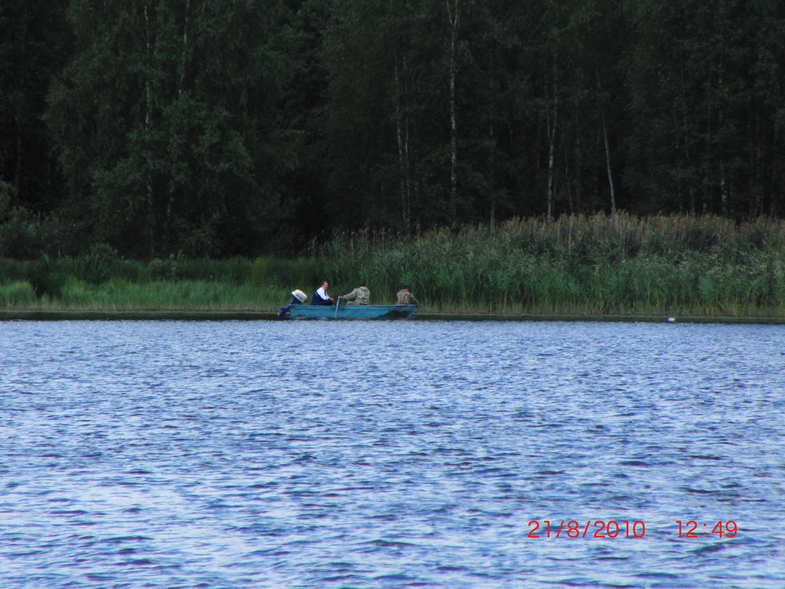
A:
[278,289,307,317]
[290,290,307,305]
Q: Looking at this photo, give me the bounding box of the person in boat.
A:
[311,280,335,305]
[396,285,418,305]
[339,282,370,306]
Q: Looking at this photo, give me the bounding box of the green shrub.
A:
[0,281,36,306]
[249,256,321,289]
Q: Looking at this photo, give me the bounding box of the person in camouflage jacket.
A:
[339,282,371,305]
[396,285,418,305]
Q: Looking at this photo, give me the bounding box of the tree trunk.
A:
[598,73,615,215]
[545,52,558,223]
[601,113,615,215]
[488,50,495,232]
[546,110,556,222]
[163,0,191,256]
[394,51,411,234]
[446,0,460,225]
[771,122,779,217]
[12,2,30,204]
[144,4,156,259]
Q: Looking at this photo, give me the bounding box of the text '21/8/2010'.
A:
[526,520,739,539]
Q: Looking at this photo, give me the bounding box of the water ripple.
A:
[1,320,784,587]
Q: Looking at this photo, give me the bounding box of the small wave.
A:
[691,542,727,555]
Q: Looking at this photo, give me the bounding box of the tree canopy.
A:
[2,0,785,258]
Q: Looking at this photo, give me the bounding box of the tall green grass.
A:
[2,214,784,316]
[0,256,321,311]
[51,279,285,311]
[323,213,785,315]
[0,281,36,306]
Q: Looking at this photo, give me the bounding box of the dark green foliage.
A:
[0,0,71,215]
[0,210,43,260]
[625,0,785,217]
[3,0,785,260]
[23,258,66,299]
[0,254,321,289]
[0,208,62,259]
[51,256,255,285]
[44,0,300,259]
[249,256,322,289]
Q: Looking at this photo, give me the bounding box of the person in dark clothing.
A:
[311,280,335,305]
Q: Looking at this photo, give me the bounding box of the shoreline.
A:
[2,309,784,324]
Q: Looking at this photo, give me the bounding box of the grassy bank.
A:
[2,214,785,317]
[0,257,321,312]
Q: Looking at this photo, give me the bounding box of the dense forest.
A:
[2,0,785,260]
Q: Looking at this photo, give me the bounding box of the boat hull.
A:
[289,304,416,319]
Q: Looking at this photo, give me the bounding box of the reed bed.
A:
[0,279,289,311]
[1,214,784,316]
[324,214,785,316]
[49,280,285,311]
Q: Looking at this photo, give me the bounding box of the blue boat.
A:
[288,304,417,320]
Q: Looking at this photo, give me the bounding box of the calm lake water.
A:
[1,319,784,588]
